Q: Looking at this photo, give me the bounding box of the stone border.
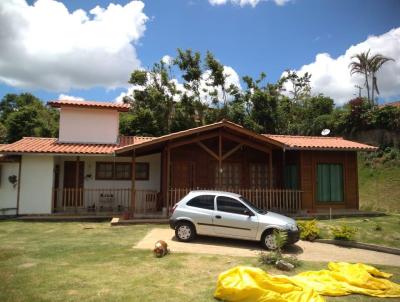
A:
[314,239,400,256]
[110,217,169,226]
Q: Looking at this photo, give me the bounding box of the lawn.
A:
[358,158,400,213]
[312,214,400,249]
[1,221,400,302]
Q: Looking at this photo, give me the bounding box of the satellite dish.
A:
[321,129,331,136]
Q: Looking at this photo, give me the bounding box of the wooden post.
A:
[131,150,136,216]
[218,131,222,188]
[166,144,171,214]
[269,153,273,189]
[75,156,80,210]
[282,148,286,189]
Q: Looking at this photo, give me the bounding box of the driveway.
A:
[134,228,400,266]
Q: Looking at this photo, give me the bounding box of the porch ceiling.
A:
[115,120,284,157]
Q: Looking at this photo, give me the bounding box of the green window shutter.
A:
[317,164,344,202]
[284,164,298,190]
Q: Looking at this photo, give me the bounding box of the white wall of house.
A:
[58,107,119,144]
[19,155,54,214]
[0,162,19,215]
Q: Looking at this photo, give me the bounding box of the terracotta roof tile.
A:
[48,100,130,112]
[263,134,377,151]
[0,136,155,155]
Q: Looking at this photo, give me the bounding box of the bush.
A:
[330,225,357,241]
[297,220,320,241]
[258,251,301,269]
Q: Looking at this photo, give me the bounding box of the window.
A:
[284,164,298,189]
[217,196,248,215]
[249,163,268,188]
[317,163,344,202]
[95,162,149,180]
[115,163,131,180]
[216,163,241,188]
[96,162,113,180]
[135,162,149,180]
[187,195,215,210]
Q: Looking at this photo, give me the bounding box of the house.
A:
[0,100,377,216]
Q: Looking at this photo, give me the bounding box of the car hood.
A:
[258,211,296,228]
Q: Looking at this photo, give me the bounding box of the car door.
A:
[185,194,215,235]
[213,196,259,239]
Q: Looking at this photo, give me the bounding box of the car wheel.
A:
[261,230,278,250]
[175,222,196,242]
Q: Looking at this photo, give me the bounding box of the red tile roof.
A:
[379,101,400,108]
[263,134,377,151]
[48,100,130,112]
[0,136,155,155]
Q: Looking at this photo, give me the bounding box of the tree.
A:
[0,93,58,142]
[282,70,311,102]
[349,50,372,103]
[0,122,6,143]
[369,54,394,104]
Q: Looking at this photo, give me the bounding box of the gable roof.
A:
[114,120,285,154]
[48,100,130,112]
[263,134,377,151]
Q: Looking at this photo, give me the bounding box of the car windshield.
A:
[239,196,267,214]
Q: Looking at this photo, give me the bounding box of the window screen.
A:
[249,163,268,188]
[217,196,248,215]
[96,163,113,180]
[284,164,298,189]
[317,163,344,202]
[187,195,215,210]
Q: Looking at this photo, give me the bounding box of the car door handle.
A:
[215,215,222,219]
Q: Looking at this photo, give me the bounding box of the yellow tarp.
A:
[214,262,400,302]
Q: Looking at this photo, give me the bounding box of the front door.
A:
[63,161,84,207]
[213,195,259,239]
[171,160,195,188]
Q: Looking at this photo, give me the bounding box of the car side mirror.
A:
[243,209,253,216]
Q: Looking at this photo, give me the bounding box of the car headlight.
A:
[287,224,298,231]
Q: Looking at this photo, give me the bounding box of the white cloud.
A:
[161,55,173,66]
[284,27,400,105]
[208,0,291,7]
[115,65,241,105]
[58,94,85,101]
[0,0,148,91]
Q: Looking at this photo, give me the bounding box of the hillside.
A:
[358,151,400,213]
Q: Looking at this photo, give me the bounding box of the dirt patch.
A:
[135,228,400,266]
[18,262,37,269]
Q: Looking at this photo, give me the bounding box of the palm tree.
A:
[369,54,394,105]
[349,50,371,103]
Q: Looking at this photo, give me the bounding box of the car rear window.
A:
[187,195,215,210]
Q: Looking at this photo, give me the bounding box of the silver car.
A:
[169,191,300,250]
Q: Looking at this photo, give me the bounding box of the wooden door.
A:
[63,161,84,207]
[171,161,194,188]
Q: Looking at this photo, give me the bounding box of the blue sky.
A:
[1,0,399,104]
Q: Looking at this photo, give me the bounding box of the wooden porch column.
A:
[166,144,171,212]
[269,153,273,188]
[75,156,80,210]
[131,150,136,215]
[218,131,222,188]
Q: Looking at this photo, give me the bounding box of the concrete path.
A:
[134,228,400,266]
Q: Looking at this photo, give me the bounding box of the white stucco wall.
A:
[19,155,54,214]
[58,107,119,144]
[0,162,19,215]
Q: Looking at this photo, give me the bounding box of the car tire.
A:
[261,230,278,250]
[175,222,196,242]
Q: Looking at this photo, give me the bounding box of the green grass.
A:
[305,214,400,249]
[0,221,399,302]
[359,158,400,213]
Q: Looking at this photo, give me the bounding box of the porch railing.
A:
[167,187,302,214]
[53,188,158,214]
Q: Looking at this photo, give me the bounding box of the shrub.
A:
[297,220,320,241]
[330,225,357,241]
[374,223,383,231]
[258,251,301,269]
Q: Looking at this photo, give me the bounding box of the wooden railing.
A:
[167,187,302,214]
[53,188,158,214]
